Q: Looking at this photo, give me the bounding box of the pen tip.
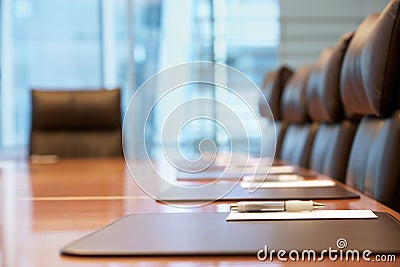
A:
[313,202,325,207]
[230,204,238,211]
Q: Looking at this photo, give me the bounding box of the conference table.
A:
[0,157,398,266]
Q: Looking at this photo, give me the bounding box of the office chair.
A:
[340,0,400,212]
[29,88,123,158]
[259,65,293,158]
[307,32,358,182]
[279,65,319,168]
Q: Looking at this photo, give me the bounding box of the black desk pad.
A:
[156,184,359,202]
[61,212,400,256]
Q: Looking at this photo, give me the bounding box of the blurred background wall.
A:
[0,0,390,158]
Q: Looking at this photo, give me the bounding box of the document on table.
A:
[176,165,298,180]
[176,171,241,180]
[226,210,378,221]
[229,165,296,175]
[214,155,273,166]
[242,174,303,182]
[240,179,336,189]
[265,165,296,174]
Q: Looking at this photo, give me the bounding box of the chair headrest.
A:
[259,65,293,120]
[31,88,121,130]
[307,32,353,122]
[340,0,400,117]
[281,65,311,123]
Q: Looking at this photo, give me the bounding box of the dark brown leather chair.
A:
[279,65,318,168]
[259,66,293,158]
[307,32,358,182]
[259,65,293,120]
[30,88,123,158]
[340,0,400,212]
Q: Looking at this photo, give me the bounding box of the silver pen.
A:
[230,200,325,212]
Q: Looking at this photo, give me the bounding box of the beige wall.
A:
[279,0,390,68]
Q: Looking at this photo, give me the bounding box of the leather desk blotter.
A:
[61,212,400,256]
[156,184,359,202]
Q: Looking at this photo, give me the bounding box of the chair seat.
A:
[30,129,122,158]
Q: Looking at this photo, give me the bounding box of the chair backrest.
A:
[30,88,123,158]
[259,66,293,158]
[259,65,293,121]
[307,32,358,182]
[279,65,318,168]
[340,0,400,212]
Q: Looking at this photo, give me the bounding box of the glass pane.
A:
[13,0,102,146]
[154,0,280,157]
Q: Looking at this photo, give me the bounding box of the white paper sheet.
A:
[229,165,296,174]
[224,157,274,167]
[177,165,297,180]
[242,174,303,182]
[240,179,336,188]
[226,209,377,221]
[214,154,273,166]
[267,165,296,174]
[176,171,241,180]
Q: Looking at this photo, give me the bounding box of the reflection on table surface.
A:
[0,158,398,266]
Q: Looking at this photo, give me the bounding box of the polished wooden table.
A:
[0,158,398,266]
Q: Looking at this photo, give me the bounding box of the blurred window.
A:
[0,0,279,157]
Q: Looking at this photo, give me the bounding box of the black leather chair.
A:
[30,88,123,158]
[340,0,400,212]
[259,65,293,158]
[279,65,318,168]
[307,32,358,182]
